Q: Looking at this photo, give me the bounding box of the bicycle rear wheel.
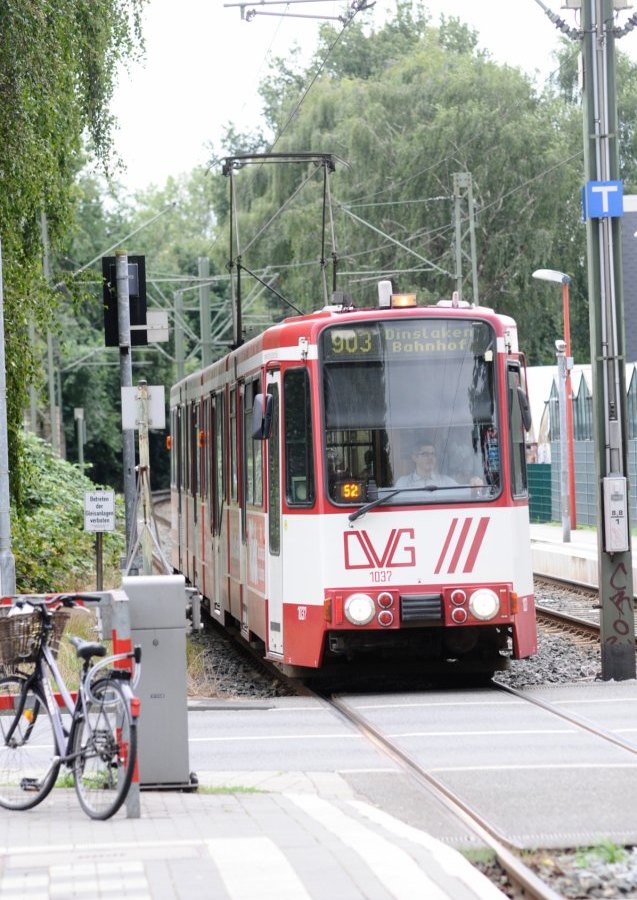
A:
[72,677,137,820]
[0,676,60,810]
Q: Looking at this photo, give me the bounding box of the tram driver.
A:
[394,441,457,490]
[394,438,486,495]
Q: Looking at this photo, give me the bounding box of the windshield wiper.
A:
[348,489,404,523]
[347,482,488,523]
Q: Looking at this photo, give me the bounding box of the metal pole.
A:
[562,281,577,528]
[28,320,37,433]
[0,237,16,595]
[137,380,153,575]
[175,291,185,382]
[116,251,137,559]
[556,342,571,542]
[46,330,59,453]
[95,532,103,591]
[41,213,60,455]
[453,174,463,303]
[56,360,65,459]
[199,258,212,368]
[74,408,84,472]
[582,0,635,679]
[468,176,479,305]
[532,270,577,526]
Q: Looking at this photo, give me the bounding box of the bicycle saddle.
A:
[69,636,107,661]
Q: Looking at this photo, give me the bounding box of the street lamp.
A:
[532,268,577,533]
[555,339,571,543]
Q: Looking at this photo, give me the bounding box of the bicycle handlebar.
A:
[10,594,94,613]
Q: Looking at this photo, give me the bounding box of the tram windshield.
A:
[320,318,501,505]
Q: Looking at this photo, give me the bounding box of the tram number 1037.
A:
[370,570,393,583]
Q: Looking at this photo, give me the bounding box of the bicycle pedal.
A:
[19,778,40,792]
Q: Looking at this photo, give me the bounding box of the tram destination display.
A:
[322,321,489,361]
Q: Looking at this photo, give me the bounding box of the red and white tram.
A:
[169,289,537,675]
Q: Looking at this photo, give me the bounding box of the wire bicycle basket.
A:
[0,608,71,666]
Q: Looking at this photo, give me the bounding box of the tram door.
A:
[175,403,184,575]
[211,391,225,617]
[266,371,283,656]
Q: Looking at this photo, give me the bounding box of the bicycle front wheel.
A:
[72,677,137,820]
[0,676,60,810]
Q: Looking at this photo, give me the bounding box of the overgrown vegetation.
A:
[11,433,124,593]
[576,841,628,866]
[0,0,146,505]
[12,2,637,494]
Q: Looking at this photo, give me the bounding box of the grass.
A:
[58,609,220,697]
[461,848,498,865]
[55,771,75,788]
[575,840,627,866]
[54,609,105,691]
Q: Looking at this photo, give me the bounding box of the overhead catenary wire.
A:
[265,1,370,155]
[208,142,581,289]
[208,4,589,322]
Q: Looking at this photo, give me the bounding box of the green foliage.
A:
[10,433,124,592]
[209,8,588,363]
[56,169,226,488]
[576,841,628,866]
[0,0,146,505]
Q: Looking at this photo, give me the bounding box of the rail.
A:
[319,691,563,900]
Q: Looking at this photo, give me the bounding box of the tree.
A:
[0,0,146,504]
[210,7,587,364]
[55,168,228,489]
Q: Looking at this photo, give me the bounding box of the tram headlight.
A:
[344,593,375,626]
[468,588,500,621]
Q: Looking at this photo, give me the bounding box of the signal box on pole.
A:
[102,255,148,347]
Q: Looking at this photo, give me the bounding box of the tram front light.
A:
[344,593,375,626]
[451,607,468,624]
[469,588,500,621]
[391,293,417,308]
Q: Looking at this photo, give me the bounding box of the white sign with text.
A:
[84,490,115,532]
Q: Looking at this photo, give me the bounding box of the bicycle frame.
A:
[38,641,79,759]
[11,632,138,775]
[0,590,142,819]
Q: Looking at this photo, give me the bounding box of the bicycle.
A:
[0,595,141,820]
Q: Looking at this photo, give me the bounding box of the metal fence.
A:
[528,439,637,526]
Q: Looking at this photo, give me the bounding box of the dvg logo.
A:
[344,528,415,570]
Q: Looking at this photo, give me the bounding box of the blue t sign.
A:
[583,180,624,219]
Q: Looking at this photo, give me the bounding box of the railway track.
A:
[201,625,561,897]
[535,574,637,646]
[321,683,637,900]
[150,511,633,897]
[323,689,557,899]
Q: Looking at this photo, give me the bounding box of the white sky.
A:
[110,0,637,194]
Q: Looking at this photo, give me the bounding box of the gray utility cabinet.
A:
[122,574,192,788]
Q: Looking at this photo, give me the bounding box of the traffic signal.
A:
[102,256,147,347]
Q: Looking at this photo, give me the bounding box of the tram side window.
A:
[243,381,263,507]
[268,384,280,555]
[170,408,177,488]
[508,365,528,497]
[230,388,238,502]
[190,403,199,497]
[203,396,210,509]
[213,393,225,534]
[284,369,315,506]
[181,406,189,496]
